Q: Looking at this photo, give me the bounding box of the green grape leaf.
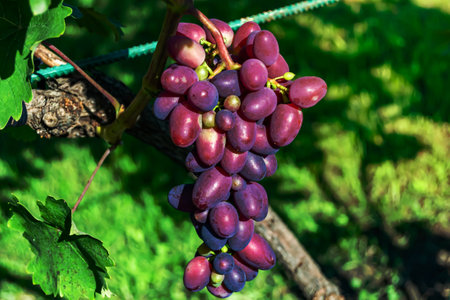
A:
[65,4,124,41]
[0,0,71,129]
[8,196,114,299]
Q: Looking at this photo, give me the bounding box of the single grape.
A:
[228,218,254,252]
[223,95,241,112]
[231,174,247,191]
[193,209,209,224]
[223,265,246,292]
[268,103,303,147]
[207,283,233,298]
[239,152,267,182]
[220,145,248,175]
[239,58,268,91]
[195,65,209,81]
[176,22,206,43]
[169,102,202,148]
[168,35,205,69]
[213,252,235,275]
[211,70,242,98]
[236,233,276,270]
[202,110,216,128]
[252,182,268,222]
[289,76,327,108]
[253,30,279,66]
[232,21,261,55]
[192,166,232,210]
[187,81,219,112]
[209,202,239,238]
[233,183,263,220]
[232,254,258,281]
[168,184,195,213]
[161,64,198,95]
[183,256,211,292]
[267,54,289,78]
[240,87,277,121]
[215,110,236,132]
[204,19,234,48]
[185,151,212,173]
[263,154,277,177]
[244,31,259,58]
[153,91,181,120]
[251,124,279,156]
[226,113,256,152]
[196,127,226,166]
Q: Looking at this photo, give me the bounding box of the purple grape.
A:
[232,21,261,55]
[207,284,233,298]
[215,110,236,132]
[239,152,267,182]
[193,209,209,224]
[196,127,226,166]
[240,87,277,121]
[228,218,254,252]
[187,81,219,112]
[289,76,327,108]
[168,184,195,213]
[169,102,202,148]
[253,183,268,222]
[211,70,242,98]
[192,166,232,210]
[236,233,276,270]
[185,151,211,173]
[223,265,246,292]
[213,252,235,275]
[220,145,248,175]
[223,95,241,112]
[253,30,279,66]
[200,224,228,250]
[245,31,259,58]
[205,19,234,48]
[268,103,303,147]
[183,256,211,292]
[168,35,205,69]
[176,22,206,43]
[231,174,247,191]
[226,113,256,152]
[153,91,181,120]
[233,183,263,220]
[239,59,268,91]
[209,202,239,238]
[267,54,289,78]
[232,254,258,281]
[263,154,277,177]
[161,64,198,95]
[251,124,279,156]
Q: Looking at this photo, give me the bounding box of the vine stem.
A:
[72,145,117,214]
[42,42,122,116]
[189,8,239,70]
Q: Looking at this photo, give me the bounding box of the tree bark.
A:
[24,73,343,300]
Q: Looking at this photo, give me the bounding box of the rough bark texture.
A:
[24,73,343,300]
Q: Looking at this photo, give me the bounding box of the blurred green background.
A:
[0,0,449,299]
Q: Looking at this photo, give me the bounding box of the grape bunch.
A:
[154,18,327,298]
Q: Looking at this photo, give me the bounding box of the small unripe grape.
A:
[202,111,216,128]
[195,65,210,81]
[224,95,241,112]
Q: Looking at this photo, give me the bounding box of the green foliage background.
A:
[0,0,449,299]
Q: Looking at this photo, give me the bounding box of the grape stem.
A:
[42,42,122,116]
[72,144,117,214]
[268,78,288,92]
[208,62,226,79]
[189,8,240,70]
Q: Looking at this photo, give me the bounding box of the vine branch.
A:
[72,145,117,214]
